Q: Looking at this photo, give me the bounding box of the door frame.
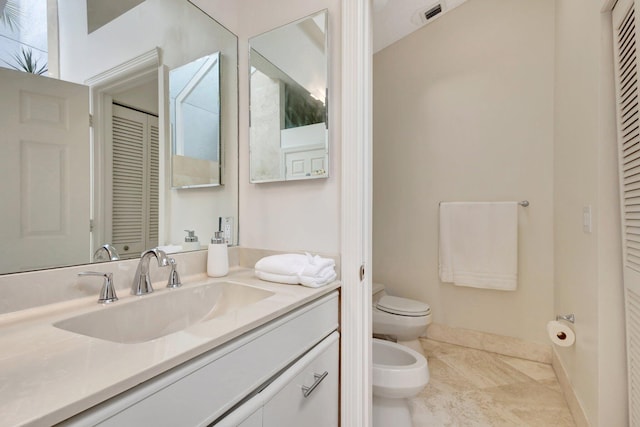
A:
[341,1,373,425]
[85,48,161,257]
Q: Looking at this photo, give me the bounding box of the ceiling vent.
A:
[411,2,447,26]
[424,4,442,21]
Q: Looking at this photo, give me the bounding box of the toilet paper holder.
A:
[556,313,575,323]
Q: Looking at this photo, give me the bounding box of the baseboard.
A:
[551,349,590,427]
[424,323,552,363]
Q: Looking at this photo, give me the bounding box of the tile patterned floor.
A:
[411,339,576,427]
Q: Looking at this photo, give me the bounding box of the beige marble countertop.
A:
[0,268,340,427]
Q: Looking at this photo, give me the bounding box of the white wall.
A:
[554,0,626,424]
[372,0,555,343]
[236,0,341,254]
[112,79,159,115]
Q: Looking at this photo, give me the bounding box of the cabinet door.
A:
[262,335,339,427]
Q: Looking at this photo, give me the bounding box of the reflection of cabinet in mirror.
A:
[249,10,329,183]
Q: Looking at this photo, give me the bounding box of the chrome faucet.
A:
[78,271,118,303]
[131,249,169,296]
[93,244,120,262]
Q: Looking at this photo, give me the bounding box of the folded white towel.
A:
[439,202,518,291]
[255,253,337,288]
[300,269,337,288]
[301,254,336,277]
[255,254,308,276]
[254,271,299,285]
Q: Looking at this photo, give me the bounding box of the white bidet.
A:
[372,338,429,427]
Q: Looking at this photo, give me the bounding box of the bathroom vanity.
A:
[0,266,340,427]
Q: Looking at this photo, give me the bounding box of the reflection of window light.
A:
[0,0,49,76]
[171,53,220,161]
[310,89,325,104]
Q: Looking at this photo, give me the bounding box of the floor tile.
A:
[436,351,536,389]
[411,339,576,427]
[496,355,557,382]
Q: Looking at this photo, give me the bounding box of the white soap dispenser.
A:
[183,229,200,251]
[207,230,228,277]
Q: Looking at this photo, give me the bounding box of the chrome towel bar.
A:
[438,200,530,207]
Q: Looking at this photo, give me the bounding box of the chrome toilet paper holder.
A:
[556,313,575,323]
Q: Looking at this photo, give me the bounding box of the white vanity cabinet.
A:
[59,291,338,427]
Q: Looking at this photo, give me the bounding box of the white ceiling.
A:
[372,0,468,53]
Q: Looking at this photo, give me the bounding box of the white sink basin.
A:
[53,281,274,344]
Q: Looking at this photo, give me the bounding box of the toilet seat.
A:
[376,295,431,317]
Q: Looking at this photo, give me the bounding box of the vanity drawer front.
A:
[61,292,338,427]
[262,332,339,427]
[215,331,339,427]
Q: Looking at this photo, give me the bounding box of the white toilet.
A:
[372,338,429,427]
[372,282,432,355]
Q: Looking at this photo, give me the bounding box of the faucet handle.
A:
[167,258,181,289]
[78,271,118,304]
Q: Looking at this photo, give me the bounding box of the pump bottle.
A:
[207,231,228,277]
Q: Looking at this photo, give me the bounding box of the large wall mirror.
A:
[0,0,238,275]
[249,10,328,183]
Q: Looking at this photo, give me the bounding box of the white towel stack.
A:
[255,253,337,288]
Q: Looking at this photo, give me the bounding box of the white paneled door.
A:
[0,68,90,274]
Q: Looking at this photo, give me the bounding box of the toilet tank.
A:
[372,282,386,303]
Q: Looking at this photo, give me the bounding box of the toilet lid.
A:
[376,295,431,317]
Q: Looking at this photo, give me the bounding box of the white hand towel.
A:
[254,270,299,285]
[255,254,309,276]
[439,202,518,291]
[255,253,337,287]
[300,269,337,288]
[300,254,336,277]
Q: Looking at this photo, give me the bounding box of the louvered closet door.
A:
[613,0,640,424]
[111,105,159,259]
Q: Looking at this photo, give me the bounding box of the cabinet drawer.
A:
[217,331,339,427]
[262,332,339,427]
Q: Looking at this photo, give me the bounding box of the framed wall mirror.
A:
[249,10,328,183]
[0,0,238,275]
